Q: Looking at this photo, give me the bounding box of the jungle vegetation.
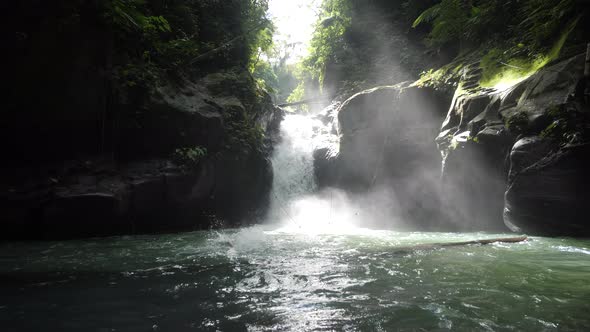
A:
[4,0,278,163]
[288,0,589,99]
[4,0,589,162]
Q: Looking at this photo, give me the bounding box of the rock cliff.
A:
[438,54,589,235]
[313,84,451,229]
[1,71,283,240]
[313,53,590,235]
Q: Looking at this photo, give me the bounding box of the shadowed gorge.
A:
[2,0,590,330]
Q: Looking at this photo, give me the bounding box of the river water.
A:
[1,114,590,331]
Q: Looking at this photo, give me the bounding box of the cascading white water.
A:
[269,114,321,223]
[267,113,319,221]
[266,112,364,234]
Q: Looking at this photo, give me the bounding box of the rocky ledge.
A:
[437,53,590,235]
[1,70,283,240]
[313,53,590,236]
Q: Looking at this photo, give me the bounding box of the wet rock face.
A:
[119,81,225,160]
[436,53,589,234]
[1,154,275,240]
[207,152,274,224]
[0,70,283,240]
[119,71,279,160]
[313,84,450,228]
[0,160,198,240]
[505,143,590,236]
[325,84,447,188]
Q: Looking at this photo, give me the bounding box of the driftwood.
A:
[391,236,528,253]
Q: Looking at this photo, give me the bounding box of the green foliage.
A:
[415,62,464,92]
[99,0,274,98]
[103,0,148,32]
[7,0,278,163]
[285,0,353,96]
[479,15,579,88]
[273,63,299,103]
[519,0,578,54]
[413,0,579,52]
[262,41,301,103]
[290,0,435,99]
[172,146,208,169]
[305,1,352,86]
[413,0,585,88]
[113,61,159,89]
[251,60,279,94]
[287,0,586,99]
[412,0,470,48]
[285,81,310,112]
[540,105,589,145]
[286,61,318,105]
[104,0,275,156]
[224,108,266,156]
[287,83,306,104]
[409,0,589,95]
[505,112,530,134]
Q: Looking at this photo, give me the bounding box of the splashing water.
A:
[266,113,363,235]
[268,113,319,218]
[2,230,590,331]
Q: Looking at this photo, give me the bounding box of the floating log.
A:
[391,236,528,253]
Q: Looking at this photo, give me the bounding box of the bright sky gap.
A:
[268,0,322,63]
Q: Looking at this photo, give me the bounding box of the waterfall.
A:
[267,113,320,223]
[266,111,363,234]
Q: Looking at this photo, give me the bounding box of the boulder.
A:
[333,84,447,188]
[506,136,554,181]
[435,53,589,234]
[119,76,227,159]
[313,83,450,228]
[504,143,590,236]
[438,127,514,231]
[313,147,338,188]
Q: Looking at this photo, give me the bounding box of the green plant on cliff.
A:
[286,0,353,100]
[172,146,208,170]
[540,105,590,146]
[412,0,471,49]
[7,0,278,164]
[99,0,274,99]
[104,0,275,155]
[224,107,266,156]
[413,0,578,52]
[413,0,585,88]
[305,0,352,87]
[288,0,442,100]
[505,112,530,134]
[414,61,464,91]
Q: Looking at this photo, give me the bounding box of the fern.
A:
[412,0,470,48]
[412,3,441,28]
[413,0,579,55]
